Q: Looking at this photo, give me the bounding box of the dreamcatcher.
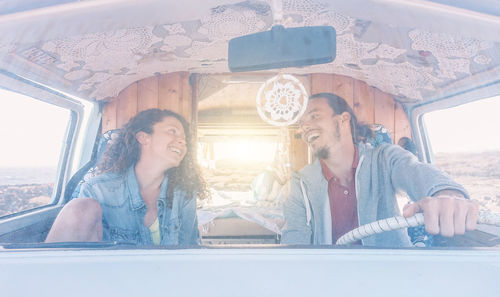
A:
[256,73,308,180]
[256,74,308,127]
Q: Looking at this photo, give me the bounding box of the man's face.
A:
[298,97,343,159]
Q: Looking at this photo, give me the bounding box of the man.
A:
[282,93,478,247]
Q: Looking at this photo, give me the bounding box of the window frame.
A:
[0,69,84,219]
[407,82,500,165]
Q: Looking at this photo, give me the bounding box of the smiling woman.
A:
[45,108,208,245]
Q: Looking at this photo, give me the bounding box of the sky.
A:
[0,90,69,167]
[424,95,500,153]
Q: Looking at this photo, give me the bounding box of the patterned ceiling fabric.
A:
[0,0,498,103]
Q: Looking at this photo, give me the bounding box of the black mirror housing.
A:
[228,25,336,72]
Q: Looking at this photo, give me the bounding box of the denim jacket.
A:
[79,166,199,245]
[282,143,469,247]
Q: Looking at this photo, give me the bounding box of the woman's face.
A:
[140,116,187,169]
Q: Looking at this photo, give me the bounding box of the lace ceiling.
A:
[0,0,498,103]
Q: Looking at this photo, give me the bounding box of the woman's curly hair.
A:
[98,109,208,206]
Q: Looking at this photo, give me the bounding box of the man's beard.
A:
[313,121,341,160]
[315,146,330,159]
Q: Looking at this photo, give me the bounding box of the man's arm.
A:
[383,145,479,237]
[281,177,313,245]
[403,189,479,237]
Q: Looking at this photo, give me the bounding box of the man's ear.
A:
[340,112,351,123]
[136,131,150,145]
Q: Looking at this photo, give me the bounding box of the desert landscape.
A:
[0,183,52,217]
[434,151,500,213]
[0,167,55,217]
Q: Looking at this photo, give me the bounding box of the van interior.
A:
[0,0,499,248]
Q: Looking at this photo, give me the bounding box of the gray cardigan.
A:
[282,143,468,247]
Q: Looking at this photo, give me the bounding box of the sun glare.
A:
[198,139,276,169]
[214,140,275,162]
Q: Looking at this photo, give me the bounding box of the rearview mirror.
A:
[228,25,336,72]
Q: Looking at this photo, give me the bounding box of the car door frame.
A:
[0,69,96,243]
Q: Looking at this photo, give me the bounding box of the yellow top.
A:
[148,217,161,245]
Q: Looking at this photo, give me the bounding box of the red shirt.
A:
[320,147,359,243]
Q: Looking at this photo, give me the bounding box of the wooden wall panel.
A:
[159,73,182,112]
[394,102,412,144]
[353,80,374,124]
[374,88,395,141]
[310,73,354,108]
[180,72,192,123]
[332,75,354,107]
[102,97,117,131]
[116,82,138,129]
[137,76,159,112]
[102,72,192,130]
[310,73,335,94]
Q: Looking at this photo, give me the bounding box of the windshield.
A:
[0,0,499,250]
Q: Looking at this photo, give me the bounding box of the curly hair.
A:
[98,109,208,206]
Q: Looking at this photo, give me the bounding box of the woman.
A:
[46,109,208,245]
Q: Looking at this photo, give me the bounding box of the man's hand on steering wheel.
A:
[402,190,479,237]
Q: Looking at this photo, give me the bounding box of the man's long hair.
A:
[98,109,208,206]
[309,93,372,144]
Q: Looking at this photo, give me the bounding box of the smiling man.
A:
[281,93,479,247]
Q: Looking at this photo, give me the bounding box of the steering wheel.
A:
[336,211,500,245]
